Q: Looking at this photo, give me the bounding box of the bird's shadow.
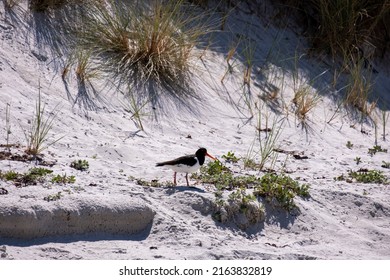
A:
[163,186,206,195]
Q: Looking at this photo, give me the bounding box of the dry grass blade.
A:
[4,103,12,150]
[293,87,321,121]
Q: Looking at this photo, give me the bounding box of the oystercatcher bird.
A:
[156,148,216,186]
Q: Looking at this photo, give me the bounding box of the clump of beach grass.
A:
[22,86,63,157]
[73,0,212,110]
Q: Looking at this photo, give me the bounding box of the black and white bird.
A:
[156,148,216,186]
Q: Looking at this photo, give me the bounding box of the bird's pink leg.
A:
[173,172,177,186]
[185,173,189,187]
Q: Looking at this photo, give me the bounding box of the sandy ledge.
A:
[0,194,155,239]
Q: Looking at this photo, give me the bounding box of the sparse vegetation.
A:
[213,187,265,229]
[381,161,390,169]
[51,174,76,184]
[121,89,149,131]
[129,176,175,188]
[335,169,388,184]
[0,167,53,187]
[368,145,388,156]
[354,157,361,165]
[242,38,256,86]
[0,167,80,188]
[221,151,239,163]
[254,173,310,211]
[344,55,375,116]
[292,86,321,122]
[70,159,89,171]
[192,153,310,212]
[22,88,63,157]
[0,170,19,181]
[277,0,390,60]
[245,112,283,171]
[44,191,62,202]
[1,0,389,239]
[349,169,388,184]
[243,158,259,170]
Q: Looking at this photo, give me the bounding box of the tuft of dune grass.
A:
[73,0,213,107]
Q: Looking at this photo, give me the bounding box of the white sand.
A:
[1,1,390,260]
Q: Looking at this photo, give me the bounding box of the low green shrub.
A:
[70,159,89,171]
[44,191,62,202]
[368,145,388,156]
[51,174,76,184]
[254,173,310,211]
[222,151,239,163]
[0,167,53,186]
[349,169,388,184]
[335,169,388,184]
[193,155,310,211]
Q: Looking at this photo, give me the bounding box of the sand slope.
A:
[1,1,390,260]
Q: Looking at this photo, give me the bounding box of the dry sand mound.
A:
[0,195,155,239]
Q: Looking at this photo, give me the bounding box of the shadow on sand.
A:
[0,222,153,247]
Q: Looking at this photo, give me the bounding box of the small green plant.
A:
[228,187,257,211]
[44,191,62,202]
[129,176,175,188]
[368,145,388,156]
[0,170,19,181]
[349,170,387,184]
[213,186,265,228]
[354,157,361,165]
[227,187,265,226]
[70,159,89,171]
[381,161,390,169]
[221,151,239,163]
[337,169,388,184]
[51,174,76,184]
[0,167,53,187]
[346,141,354,149]
[254,173,310,211]
[20,167,53,186]
[334,174,349,182]
[29,167,53,177]
[243,158,259,170]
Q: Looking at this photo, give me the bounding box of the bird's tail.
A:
[156,162,165,167]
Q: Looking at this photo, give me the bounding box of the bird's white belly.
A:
[169,161,200,173]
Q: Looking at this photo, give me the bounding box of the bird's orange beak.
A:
[206,153,216,160]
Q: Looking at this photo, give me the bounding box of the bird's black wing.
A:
[156,154,197,167]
